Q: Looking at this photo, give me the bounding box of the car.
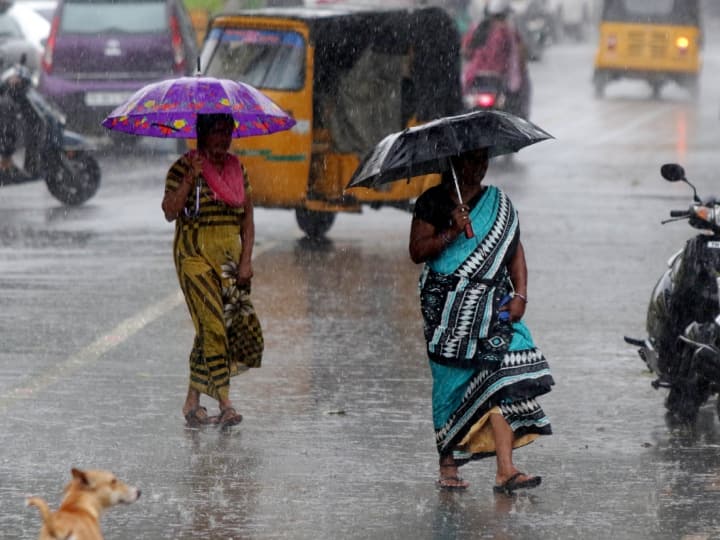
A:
[38,0,198,134]
[0,1,50,77]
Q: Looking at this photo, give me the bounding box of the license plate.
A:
[84,91,134,107]
[708,241,720,249]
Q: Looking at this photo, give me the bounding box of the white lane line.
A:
[0,240,280,412]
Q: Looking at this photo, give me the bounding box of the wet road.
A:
[3,25,720,540]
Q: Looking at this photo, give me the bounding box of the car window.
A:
[204,27,305,91]
[0,13,23,39]
[59,0,167,34]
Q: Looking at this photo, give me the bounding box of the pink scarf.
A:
[187,150,245,208]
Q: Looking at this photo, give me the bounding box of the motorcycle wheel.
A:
[45,152,101,206]
[665,378,709,425]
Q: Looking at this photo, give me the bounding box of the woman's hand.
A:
[499,295,526,322]
[184,153,203,181]
[449,204,470,235]
[237,260,253,287]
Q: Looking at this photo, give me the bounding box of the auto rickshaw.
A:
[198,6,462,238]
[593,0,701,99]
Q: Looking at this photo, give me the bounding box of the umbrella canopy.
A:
[101,76,295,138]
[346,109,553,189]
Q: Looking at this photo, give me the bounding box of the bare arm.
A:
[161,179,195,222]
[500,240,528,321]
[409,204,470,264]
[237,191,255,286]
[161,154,203,222]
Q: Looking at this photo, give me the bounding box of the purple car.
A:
[38,0,197,134]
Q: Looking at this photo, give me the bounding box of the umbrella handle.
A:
[449,160,474,239]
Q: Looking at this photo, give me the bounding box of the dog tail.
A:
[26,496,62,538]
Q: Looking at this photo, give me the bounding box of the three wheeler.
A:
[593,0,702,99]
[199,5,463,237]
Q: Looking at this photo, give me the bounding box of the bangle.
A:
[513,293,528,303]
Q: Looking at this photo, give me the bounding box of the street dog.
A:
[26,468,141,540]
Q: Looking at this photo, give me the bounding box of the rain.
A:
[2,0,720,538]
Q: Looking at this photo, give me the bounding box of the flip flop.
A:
[493,472,541,495]
[437,475,469,491]
[217,407,243,428]
[184,406,218,427]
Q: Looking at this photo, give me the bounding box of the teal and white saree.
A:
[418,185,553,459]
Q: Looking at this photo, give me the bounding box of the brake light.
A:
[475,93,496,108]
[169,14,186,74]
[606,34,617,52]
[42,14,60,73]
[676,36,690,54]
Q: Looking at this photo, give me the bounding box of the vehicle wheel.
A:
[651,82,663,100]
[45,153,101,206]
[295,208,336,239]
[593,78,605,99]
[665,377,709,425]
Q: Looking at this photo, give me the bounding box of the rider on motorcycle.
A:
[461,0,531,118]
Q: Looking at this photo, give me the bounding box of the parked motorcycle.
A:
[625,163,720,424]
[0,55,100,206]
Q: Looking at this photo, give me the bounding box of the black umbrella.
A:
[346,109,553,237]
[347,109,553,189]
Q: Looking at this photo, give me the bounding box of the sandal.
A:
[217,407,243,428]
[437,475,469,490]
[437,463,469,490]
[184,406,218,427]
[493,472,541,495]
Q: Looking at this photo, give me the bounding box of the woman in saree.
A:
[409,147,553,493]
[161,113,263,429]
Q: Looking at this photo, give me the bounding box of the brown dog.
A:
[27,468,141,540]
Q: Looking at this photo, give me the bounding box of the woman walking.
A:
[162,112,263,429]
[409,147,553,493]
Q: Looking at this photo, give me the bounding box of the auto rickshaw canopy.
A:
[205,6,463,154]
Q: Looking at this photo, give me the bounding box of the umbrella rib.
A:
[151,122,181,132]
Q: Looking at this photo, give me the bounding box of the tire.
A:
[665,375,710,425]
[593,78,605,99]
[45,153,101,206]
[651,82,663,100]
[295,208,336,239]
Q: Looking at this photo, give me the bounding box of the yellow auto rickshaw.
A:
[198,6,462,238]
[593,0,701,99]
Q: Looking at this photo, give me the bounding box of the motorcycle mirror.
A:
[661,163,701,203]
[660,163,685,182]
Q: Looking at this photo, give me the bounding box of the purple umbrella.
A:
[101,76,295,138]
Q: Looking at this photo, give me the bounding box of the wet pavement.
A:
[3,27,720,540]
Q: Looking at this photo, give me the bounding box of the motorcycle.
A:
[625,163,720,424]
[0,55,100,206]
[463,72,531,121]
[511,0,552,62]
[463,73,507,112]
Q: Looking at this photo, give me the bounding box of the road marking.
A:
[0,240,280,413]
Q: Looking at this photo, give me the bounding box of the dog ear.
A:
[71,468,90,486]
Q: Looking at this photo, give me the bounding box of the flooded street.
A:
[3,23,720,540]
